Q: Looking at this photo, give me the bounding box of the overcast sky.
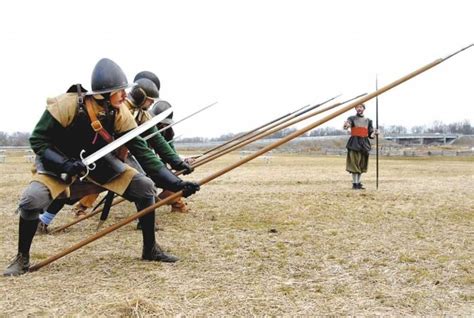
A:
[0,0,472,138]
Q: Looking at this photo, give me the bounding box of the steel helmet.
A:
[90,58,133,95]
[134,71,160,92]
[129,78,159,107]
[150,100,174,124]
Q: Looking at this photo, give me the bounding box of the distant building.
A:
[384,134,458,145]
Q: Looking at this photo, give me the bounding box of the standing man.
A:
[343,103,377,189]
[4,58,200,276]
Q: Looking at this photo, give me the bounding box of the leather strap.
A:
[84,97,128,160]
[84,97,114,143]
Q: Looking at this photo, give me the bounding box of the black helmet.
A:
[135,78,159,99]
[129,78,159,108]
[90,58,133,95]
[134,71,160,91]
[150,100,174,123]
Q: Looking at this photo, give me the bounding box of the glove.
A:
[179,181,200,198]
[62,159,87,176]
[184,157,196,165]
[171,160,194,175]
[42,148,87,182]
[150,166,199,197]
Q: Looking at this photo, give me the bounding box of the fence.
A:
[0,148,35,163]
[0,143,473,164]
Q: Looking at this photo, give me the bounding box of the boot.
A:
[158,190,188,213]
[171,197,189,213]
[142,243,179,263]
[4,216,38,276]
[37,221,49,234]
[352,183,358,190]
[357,183,366,190]
[72,203,88,217]
[3,253,30,276]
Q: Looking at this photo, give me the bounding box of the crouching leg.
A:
[4,182,52,276]
[123,173,178,263]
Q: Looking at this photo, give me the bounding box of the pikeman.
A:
[343,103,378,189]
[40,77,194,227]
[136,71,193,213]
[4,58,200,276]
[125,77,192,174]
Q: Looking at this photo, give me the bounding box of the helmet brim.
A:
[87,82,136,96]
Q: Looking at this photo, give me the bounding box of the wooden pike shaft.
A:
[192,95,364,168]
[199,104,311,156]
[49,197,124,234]
[32,45,471,271]
[193,95,339,165]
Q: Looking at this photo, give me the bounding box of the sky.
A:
[0,0,472,138]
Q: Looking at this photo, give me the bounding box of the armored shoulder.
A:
[45,93,78,127]
[115,103,138,133]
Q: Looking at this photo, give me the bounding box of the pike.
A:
[194,94,341,163]
[192,93,365,168]
[143,102,218,141]
[199,95,340,157]
[375,75,379,190]
[36,45,473,269]
[79,107,173,179]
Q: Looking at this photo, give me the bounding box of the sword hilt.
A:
[79,149,96,181]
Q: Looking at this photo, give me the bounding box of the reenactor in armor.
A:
[343,103,377,189]
[135,71,194,213]
[4,58,200,276]
[125,77,191,174]
[40,77,193,227]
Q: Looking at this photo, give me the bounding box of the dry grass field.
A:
[0,151,473,316]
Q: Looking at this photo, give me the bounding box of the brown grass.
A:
[0,153,473,316]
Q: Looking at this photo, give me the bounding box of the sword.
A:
[143,101,218,141]
[79,107,173,180]
[167,135,182,144]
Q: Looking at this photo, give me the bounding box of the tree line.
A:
[0,131,31,146]
[1,120,472,146]
[179,120,473,142]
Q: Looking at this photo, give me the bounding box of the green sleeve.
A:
[168,141,176,152]
[29,111,64,156]
[126,135,166,175]
[142,126,181,164]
